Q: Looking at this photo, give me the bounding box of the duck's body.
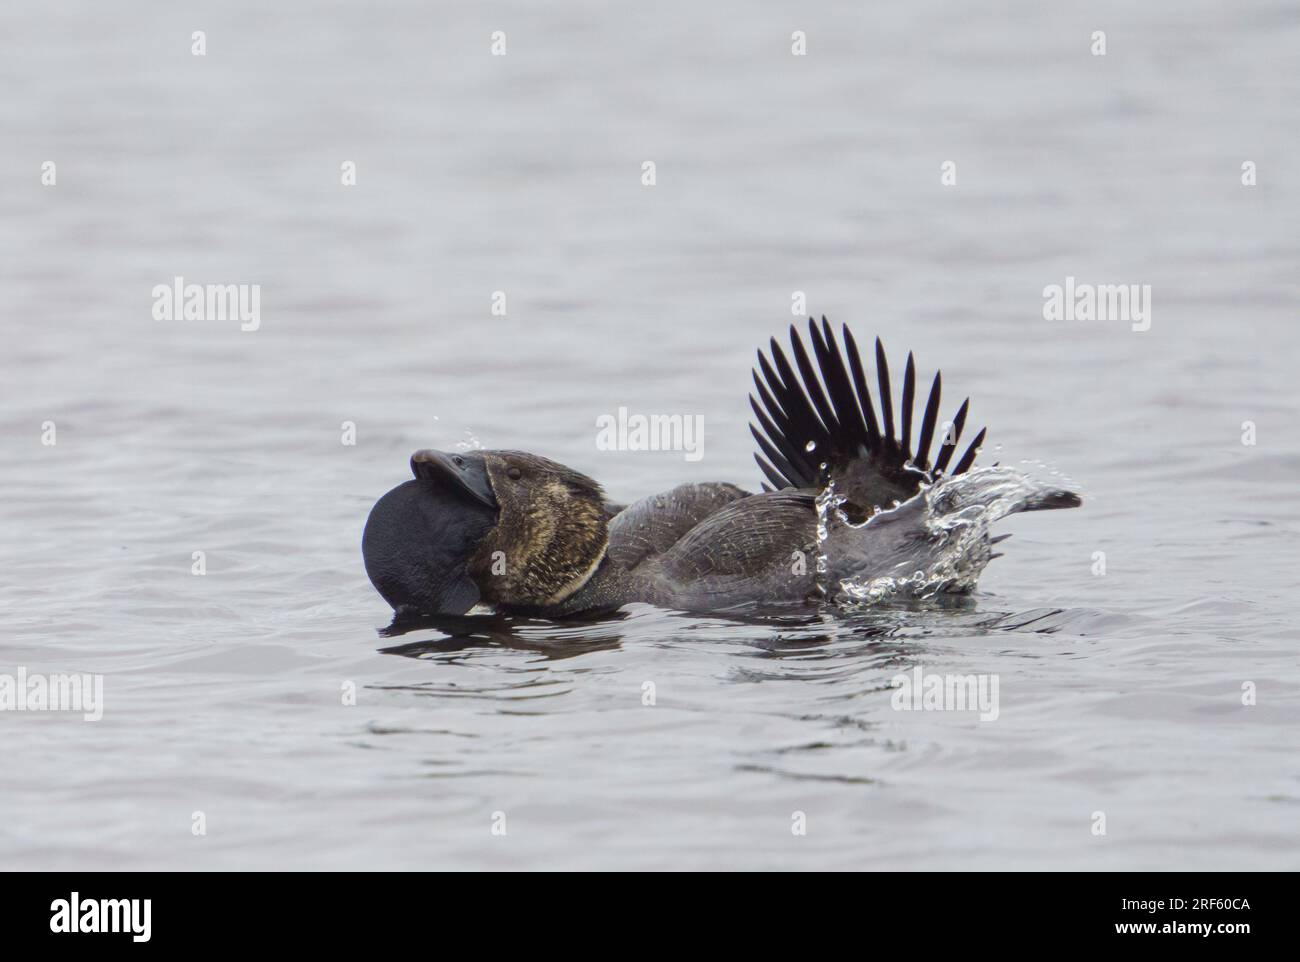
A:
[545,483,815,614]
[363,320,1080,617]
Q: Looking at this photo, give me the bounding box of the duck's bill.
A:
[409,449,498,508]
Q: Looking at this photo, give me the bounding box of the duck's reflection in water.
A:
[377,609,630,661]
[373,595,1048,665]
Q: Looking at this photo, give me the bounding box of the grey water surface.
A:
[2,0,1298,869]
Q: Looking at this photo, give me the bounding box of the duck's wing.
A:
[749,318,987,521]
[645,489,819,606]
[606,482,751,570]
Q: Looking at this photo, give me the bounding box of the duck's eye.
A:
[453,455,465,467]
[506,466,522,481]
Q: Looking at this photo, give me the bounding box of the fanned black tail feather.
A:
[750,318,987,520]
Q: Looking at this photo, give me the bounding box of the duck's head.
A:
[362,449,610,615]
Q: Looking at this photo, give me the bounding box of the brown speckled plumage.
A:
[469,452,610,607]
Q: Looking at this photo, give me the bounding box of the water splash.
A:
[813,479,841,585]
[818,465,1080,605]
[455,428,484,452]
